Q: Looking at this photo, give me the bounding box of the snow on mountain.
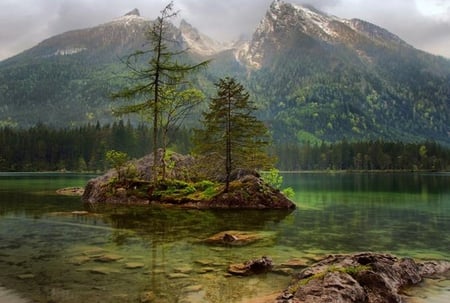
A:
[235,0,412,69]
[236,1,344,68]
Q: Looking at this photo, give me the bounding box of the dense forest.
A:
[0,123,448,172]
[274,140,450,171]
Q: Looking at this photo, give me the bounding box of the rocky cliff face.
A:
[236,0,412,69]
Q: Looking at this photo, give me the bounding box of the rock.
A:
[244,292,279,303]
[68,256,91,265]
[197,267,216,274]
[125,8,140,17]
[419,260,450,277]
[223,233,238,243]
[173,266,193,274]
[183,285,203,293]
[17,274,35,280]
[81,247,106,257]
[276,252,450,303]
[280,258,310,268]
[167,273,190,279]
[228,256,273,276]
[94,254,123,263]
[204,230,263,246]
[207,175,296,209]
[195,259,213,266]
[124,262,145,269]
[86,267,114,275]
[56,187,84,196]
[71,210,89,215]
[140,291,156,303]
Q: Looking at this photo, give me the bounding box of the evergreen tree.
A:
[111,2,208,182]
[194,77,274,191]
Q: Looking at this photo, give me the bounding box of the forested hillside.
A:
[0,1,449,147]
[0,124,448,172]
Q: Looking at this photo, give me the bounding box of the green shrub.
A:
[194,180,215,191]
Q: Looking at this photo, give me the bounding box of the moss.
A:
[288,265,371,294]
[288,272,327,293]
[193,180,215,191]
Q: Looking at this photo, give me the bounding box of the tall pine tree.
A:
[111,2,208,182]
[194,77,274,191]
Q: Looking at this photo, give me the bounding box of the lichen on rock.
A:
[276,252,450,303]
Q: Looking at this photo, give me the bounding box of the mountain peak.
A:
[179,19,230,56]
[124,8,140,17]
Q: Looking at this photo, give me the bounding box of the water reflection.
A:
[0,173,449,302]
[94,206,294,245]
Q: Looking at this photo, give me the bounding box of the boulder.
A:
[206,175,295,209]
[276,252,450,303]
[204,231,263,246]
[228,256,273,276]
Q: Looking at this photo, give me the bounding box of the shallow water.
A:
[0,172,449,302]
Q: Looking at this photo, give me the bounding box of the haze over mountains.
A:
[0,1,449,145]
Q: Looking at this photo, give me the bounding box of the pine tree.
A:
[194,77,274,191]
[111,2,208,182]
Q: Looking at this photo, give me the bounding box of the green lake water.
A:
[0,172,449,302]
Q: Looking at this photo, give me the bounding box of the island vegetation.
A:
[77,2,294,209]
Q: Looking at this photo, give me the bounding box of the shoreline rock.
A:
[275,252,450,303]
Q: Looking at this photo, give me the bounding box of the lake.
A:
[0,172,449,302]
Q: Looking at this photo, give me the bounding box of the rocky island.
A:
[82,150,295,209]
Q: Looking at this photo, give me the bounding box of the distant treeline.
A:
[275,140,450,171]
[0,123,449,172]
[0,121,190,172]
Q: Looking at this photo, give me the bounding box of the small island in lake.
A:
[82,150,295,209]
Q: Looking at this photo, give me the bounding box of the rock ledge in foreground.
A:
[276,252,450,303]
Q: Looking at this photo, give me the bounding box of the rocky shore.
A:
[253,252,449,303]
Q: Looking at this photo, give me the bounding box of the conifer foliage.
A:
[194,77,274,191]
[111,2,208,182]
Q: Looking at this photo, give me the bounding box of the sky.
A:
[0,0,449,60]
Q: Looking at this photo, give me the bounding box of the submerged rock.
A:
[276,252,450,303]
[124,262,145,269]
[204,230,263,246]
[94,254,123,263]
[228,256,273,276]
[56,187,84,196]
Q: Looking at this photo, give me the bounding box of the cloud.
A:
[0,0,449,60]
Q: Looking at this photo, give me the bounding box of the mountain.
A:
[0,1,449,145]
[236,1,450,144]
[0,9,223,128]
